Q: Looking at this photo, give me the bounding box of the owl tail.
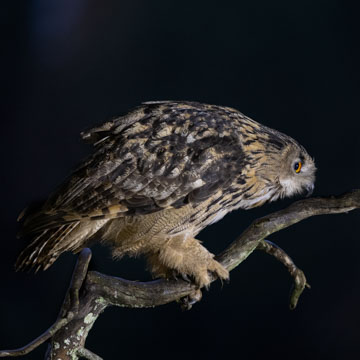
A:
[15,222,81,272]
[15,216,108,272]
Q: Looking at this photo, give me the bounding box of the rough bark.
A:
[1,190,359,359]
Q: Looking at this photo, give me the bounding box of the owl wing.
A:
[21,101,245,235]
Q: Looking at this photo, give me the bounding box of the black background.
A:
[2,1,360,359]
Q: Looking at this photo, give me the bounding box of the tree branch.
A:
[1,190,359,359]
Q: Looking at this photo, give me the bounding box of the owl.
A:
[16,101,316,288]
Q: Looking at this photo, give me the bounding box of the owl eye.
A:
[294,161,302,173]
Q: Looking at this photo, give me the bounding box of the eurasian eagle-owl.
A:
[16,101,316,288]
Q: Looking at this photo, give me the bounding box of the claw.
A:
[179,289,202,311]
[180,273,191,282]
[168,270,193,283]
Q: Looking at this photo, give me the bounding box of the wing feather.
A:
[21,101,245,236]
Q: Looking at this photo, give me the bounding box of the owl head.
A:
[255,130,316,201]
[276,142,316,199]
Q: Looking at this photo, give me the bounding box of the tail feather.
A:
[17,212,73,238]
[16,219,108,272]
[15,227,63,272]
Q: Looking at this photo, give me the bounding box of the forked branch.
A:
[1,190,359,359]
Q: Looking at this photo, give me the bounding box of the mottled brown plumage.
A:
[16,101,316,287]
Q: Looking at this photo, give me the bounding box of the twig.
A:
[257,239,310,309]
[0,190,359,359]
[0,318,70,358]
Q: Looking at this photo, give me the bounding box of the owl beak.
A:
[305,184,314,198]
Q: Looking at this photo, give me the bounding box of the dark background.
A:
[2,1,360,359]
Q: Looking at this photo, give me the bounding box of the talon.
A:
[189,289,202,304]
[167,270,194,283]
[170,270,179,281]
[172,274,179,281]
[179,289,202,311]
[180,273,191,282]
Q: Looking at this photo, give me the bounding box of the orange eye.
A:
[294,161,302,173]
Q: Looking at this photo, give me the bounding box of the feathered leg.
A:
[146,236,229,288]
